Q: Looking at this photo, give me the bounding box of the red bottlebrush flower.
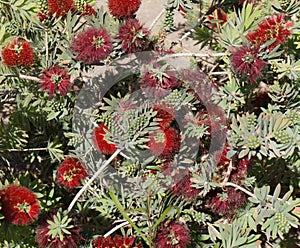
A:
[47,0,75,18]
[71,27,113,64]
[56,157,88,189]
[93,235,140,248]
[141,68,181,98]
[108,0,141,19]
[152,104,174,129]
[172,171,199,200]
[230,158,251,184]
[206,187,247,217]
[1,38,35,67]
[0,185,40,225]
[247,14,293,51]
[230,45,266,83]
[116,18,150,54]
[40,64,71,96]
[156,220,191,248]
[36,213,83,248]
[208,8,227,28]
[93,123,117,155]
[148,127,180,159]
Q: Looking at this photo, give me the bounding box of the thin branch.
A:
[19,74,41,82]
[67,149,121,213]
[222,160,233,185]
[45,31,49,62]
[0,73,41,82]
[162,52,227,59]
[149,9,165,32]
[224,182,257,199]
[104,221,130,238]
[4,147,48,152]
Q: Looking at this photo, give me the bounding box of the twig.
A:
[104,221,130,238]
[0,73,41,82]
[67,149,121,212]
[19,74,41,82]
[224,182,257,199]
[4,147,48,152]
[45,31,49,63]
[161,52,227,59]
[149,9,165,32]
[222,160,233,185]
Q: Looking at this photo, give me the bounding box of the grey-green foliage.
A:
[229,111,300,159]
[248,184,299,241]
[208,184,299,247]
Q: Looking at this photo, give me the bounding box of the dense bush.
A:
[0,0,299,247]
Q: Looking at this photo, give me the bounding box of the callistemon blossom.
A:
[93,123,117,155]
[230,45,266,83]
[93,235,140,248]
[148,127,180,159]
[56,157,88,189]
[36,213,83,248]
[71,27,113,64]
[247,14,292,51]
[156,220,191,248]
[40,64,71,96]
[206,187,247,217]
[171,171,199,200]
[108,0,141,19]
[152,104,175,129]
[141,67,181,98]
[230,158,251,183]
[47,0,75,17]
[116,18,150,54]
[0,185,40,225]
[1,38,34,67]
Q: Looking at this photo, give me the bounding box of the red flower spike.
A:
[230,158,251,183]
[230,45,266,83]
[47,0,76,18]
[36,213,83,248]
[156,220,191,248]
[93,235,140,248]
[206,187,247,217]
[0,185,40,225]
[116,18,150,54]
[152,104,175,129]
[247,14,292,51]
[1,38,35,67]
[40,64,71,96]
[108,0,141,19]
[171,171,199,200]
[141,69,181,99]
[71,27,113,64]
[56,157,88,189]
[93,123,117,155]
[148,127,180,159]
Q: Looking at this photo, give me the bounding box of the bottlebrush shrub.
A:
[0,0,299,247]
